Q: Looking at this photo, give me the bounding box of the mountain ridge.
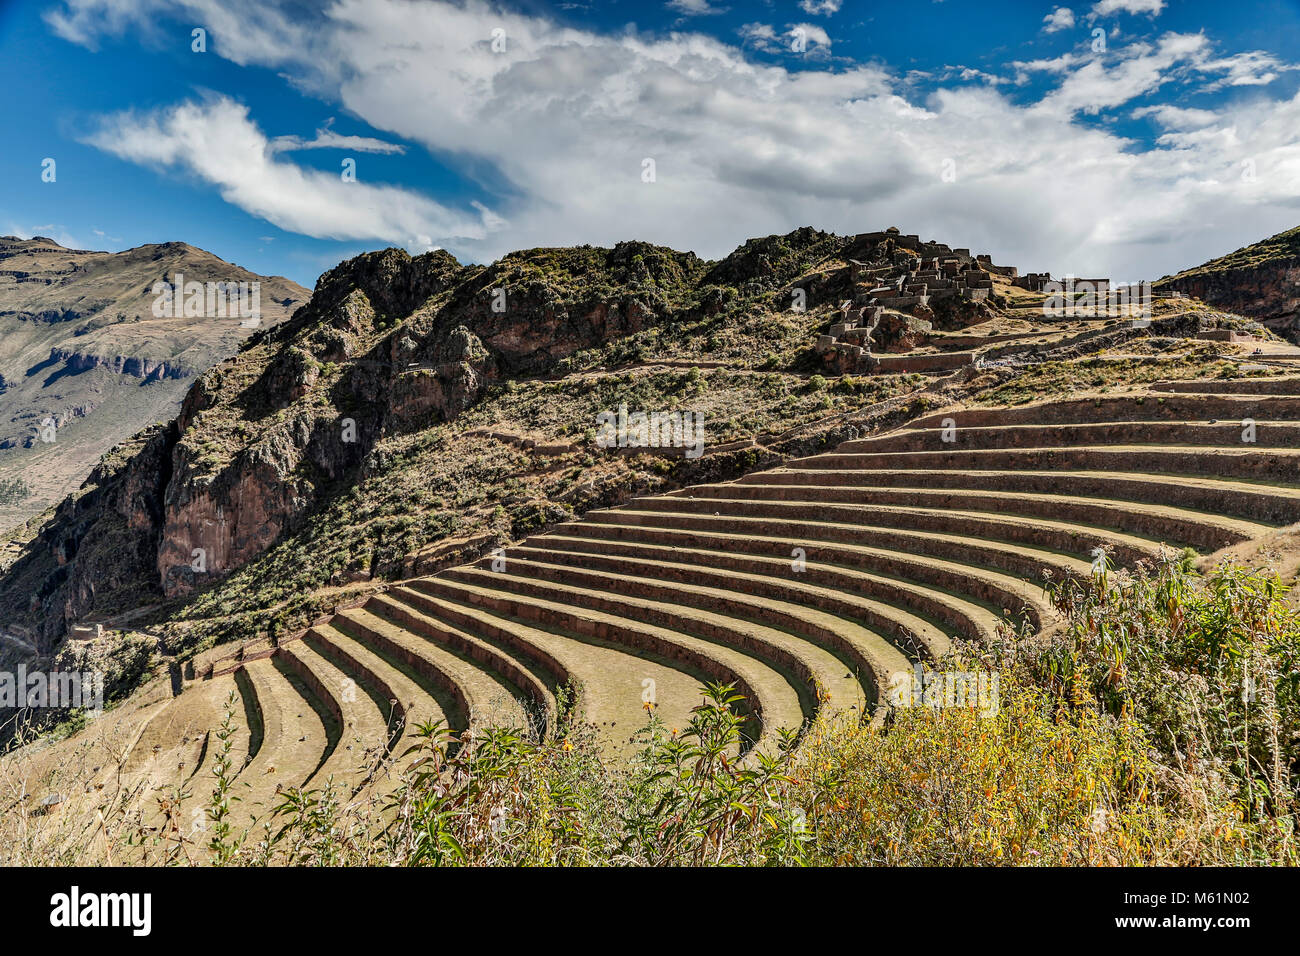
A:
[0,236,309,528]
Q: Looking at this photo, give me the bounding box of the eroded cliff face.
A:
[1163,261,1300,333]
[0,424,172,650]
[49,347,191,381]
[1158,225,1300,338]
[157,431,321,595]
[150,247,686,597]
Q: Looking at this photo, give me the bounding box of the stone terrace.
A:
[50,372,1300,822]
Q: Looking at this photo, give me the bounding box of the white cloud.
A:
[1041,33,1209,114]
[791,23,832,49]
[50,0,1300,282]
[1018,33,1297,102]
[1012,51,1085,82]
[1042,7,1075,33]
[799,0,842,15]
[667,0,726,15]
[1091,0,1164,17]
[46,0,315,66]
[269,123,407,155]
[1035,32,1298,114]
[738,22,777,45]
[957,67,1007,86]
[790,23,832,46]
[1132,104,1219,128]
[85,96,495,248]
[740,21,831,55]
[1199,50,1296,90]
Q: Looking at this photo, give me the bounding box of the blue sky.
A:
[2,0,1299,287]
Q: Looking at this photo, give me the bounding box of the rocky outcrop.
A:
[1158,225,1300,337]
[1161,261,1300,331]
[0,424,174,650]
[385,327,491,430]
[49,347,192,381]
[140,242,703,597]
[872,313,933,352]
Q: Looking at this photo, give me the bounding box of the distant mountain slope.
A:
[1157,225,1300,335]
[0,237,309,527]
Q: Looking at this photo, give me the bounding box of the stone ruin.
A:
[815,230,1007,374]
[812,230,1133,375]
[1013,272,1053,292]
[1015,273,1112,294]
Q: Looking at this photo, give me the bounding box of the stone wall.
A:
[871,351,976,372]
[976,254,1019,278]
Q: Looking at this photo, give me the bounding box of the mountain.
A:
[0,237,309,529]
[1156,225,1300,337]
[5,229,1292,870]
[0,226,1247,712]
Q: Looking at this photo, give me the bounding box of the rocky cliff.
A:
[153,242,712,597]
[1157,225,1300,337]
[48,347,192,381]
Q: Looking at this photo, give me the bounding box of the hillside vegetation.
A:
[6,226,1298,870]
